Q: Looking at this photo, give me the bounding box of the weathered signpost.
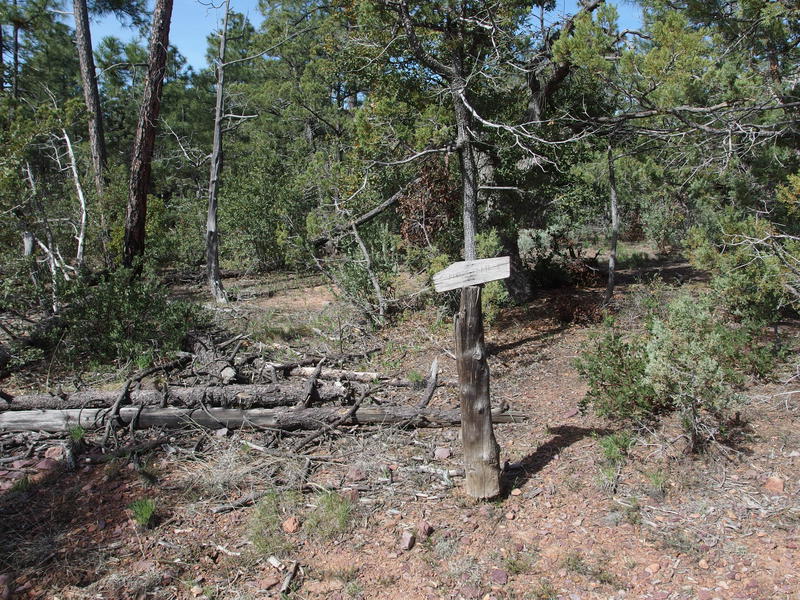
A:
[434,256,510,499]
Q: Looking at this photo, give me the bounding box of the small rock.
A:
[525,487,543,499]
[504,511,516,521]
[459,583,482,599]
[510,488,522,496]
[434,447,451,460]
[699,559,710,570]
[257,576,280,590]
[645,563,661,575]
[220,366,237,384]
[282,516,301,534]
[35,459,59,471]
[346,466,366,482]
[763,476,785,494]
[417,520,434,539]
[305,580,345,594]
[44,446,64,460]
[400,530,416,551]
[190,584,204,597]
[489,569,508,585]
[341,489,359,503]
[214,427,229,438]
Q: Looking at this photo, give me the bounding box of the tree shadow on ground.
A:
[499,425,611,497]
[486,324,567,356]
[0,457,141,593]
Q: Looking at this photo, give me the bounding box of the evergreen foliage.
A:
[0,0,797,388]
[576,283,781,451]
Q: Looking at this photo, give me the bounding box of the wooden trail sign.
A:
[433,256,510,292]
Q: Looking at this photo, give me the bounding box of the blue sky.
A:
[90,0,643,71]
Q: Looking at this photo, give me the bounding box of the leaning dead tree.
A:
[122,0,174,268]
[72,0,107,202]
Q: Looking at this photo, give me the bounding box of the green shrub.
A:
[304,491,353,539]
[597,432,634,466]
[128,498,156,528]
[575,320,662,422]
[49,266,202,367]
[518,227,571,288]
[577,288,778,451]
[0,256,47,313]
[687,214,788,324]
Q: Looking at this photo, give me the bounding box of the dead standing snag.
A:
[455,286,501,498]
[434,257,510,499]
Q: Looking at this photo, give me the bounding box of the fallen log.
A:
[0,405,527,433]
[286,365,456,388]
[1,382,350,412]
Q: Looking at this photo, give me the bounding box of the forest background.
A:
[1,0,799,444]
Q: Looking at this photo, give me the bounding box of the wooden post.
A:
[434,257,508,499]
[455,286,501,498]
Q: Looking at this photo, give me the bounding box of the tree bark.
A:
[72,0,107,200]
[604,144,619,305]
[206,0,229,303]
[0,405,526,433]
[451,49,501,499]
[0,25,5,92]
[1,382,349,411]
[12,0,19,100]
[122,0,174,268]
[451,73,478,261]
[455,286,501,498]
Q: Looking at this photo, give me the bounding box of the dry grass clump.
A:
[178,438,274,499]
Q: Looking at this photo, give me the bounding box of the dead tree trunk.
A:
[12,0,19,100]
[206,0,229,303]
[1,382,350,411]
[73,0,111,264]
[0,405,526,433]
[72,0,107,200]
[122,0,174,268]
[452,65,501,499]
[62,130,87,269]
[604,144,619,305]
[454,286,501,498]
[0,25,4,92]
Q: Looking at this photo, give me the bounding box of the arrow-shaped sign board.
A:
[433,256,511,293]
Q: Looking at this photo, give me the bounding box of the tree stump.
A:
[455,285,501,498]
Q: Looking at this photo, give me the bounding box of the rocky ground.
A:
[0,266,798,600]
